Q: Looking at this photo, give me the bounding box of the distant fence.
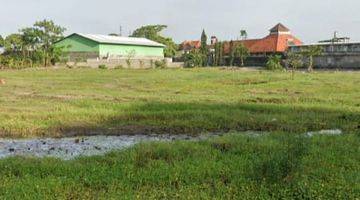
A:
[66,57,183,69]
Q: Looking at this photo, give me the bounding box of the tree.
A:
[233,43,250,66]
[20,27,39,58]
[266,55,283,70]
[131,25,177,58]
[302,45,323,72]
[200,29,208,67]
[229,40,235,66]
[213,41,222,66]
[0,35,4,47]
[219,42,225,66]
[0,19,66,68]
[183,49,203,68]
[286,52,303,79]
[240,30,248,40]
[29,19,66,66]
[4,34,24,52]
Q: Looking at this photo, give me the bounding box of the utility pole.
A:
[119,25,122,37]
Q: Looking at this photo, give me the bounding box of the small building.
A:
[55,33,165,61]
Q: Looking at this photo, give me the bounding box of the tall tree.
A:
[0,35,4,47]
[29,20,66,66]
[302,46,323,72]
[234,43,249,66]
[213,41,222,66]
[229,40,235,66]
[200,29,208,67]
[131,25,177,58]
[219,42,225,66]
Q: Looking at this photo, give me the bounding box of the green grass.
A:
[0,133,358,199]
[0,68,359,138]
[0,68,359,199]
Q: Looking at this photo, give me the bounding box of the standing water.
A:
[0,134,217,160]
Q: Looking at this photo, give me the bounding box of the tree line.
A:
[183,30,250,68]
[0,20,66,69]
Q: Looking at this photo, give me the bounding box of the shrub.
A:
[98,64,107,69]
[155,60,167,69]
[266,55,283,71]
[183,49,203,68]
[114,65,124,69]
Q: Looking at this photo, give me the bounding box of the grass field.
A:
[0,133,359,199]
[0,68,359,138]
[0,68,359,199]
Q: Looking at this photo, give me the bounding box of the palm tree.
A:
[240,30,248,40]
[302,46,323,72]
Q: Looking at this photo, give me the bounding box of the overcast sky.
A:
[1,0,359,43]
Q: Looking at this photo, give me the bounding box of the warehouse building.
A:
[55,33,165,62]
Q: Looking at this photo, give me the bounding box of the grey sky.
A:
[1,0,359,43]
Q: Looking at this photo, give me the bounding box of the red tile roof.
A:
[180,24,302,54]
[180,40,201,51]
[270,23,290,33]
[224,24,302,54]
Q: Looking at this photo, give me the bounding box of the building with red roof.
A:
[223,23,303,55]
[178,23,303,66]
[179,40,202,54]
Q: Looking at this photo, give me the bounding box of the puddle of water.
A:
[0,130,344,160]
[306,129,343,137]
[0,134,219,160]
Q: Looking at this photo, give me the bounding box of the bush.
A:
[155,60,167,69]
[114,65,124,69]
[266,55,283,71]
[183,49,203,68]
[98,64,107,69]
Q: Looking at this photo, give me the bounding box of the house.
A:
[179,40,201,54]
[55,33,165,61]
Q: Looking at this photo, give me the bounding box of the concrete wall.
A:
[66,58,181,69]
[314,55,360,69]
[289,43,360,69]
